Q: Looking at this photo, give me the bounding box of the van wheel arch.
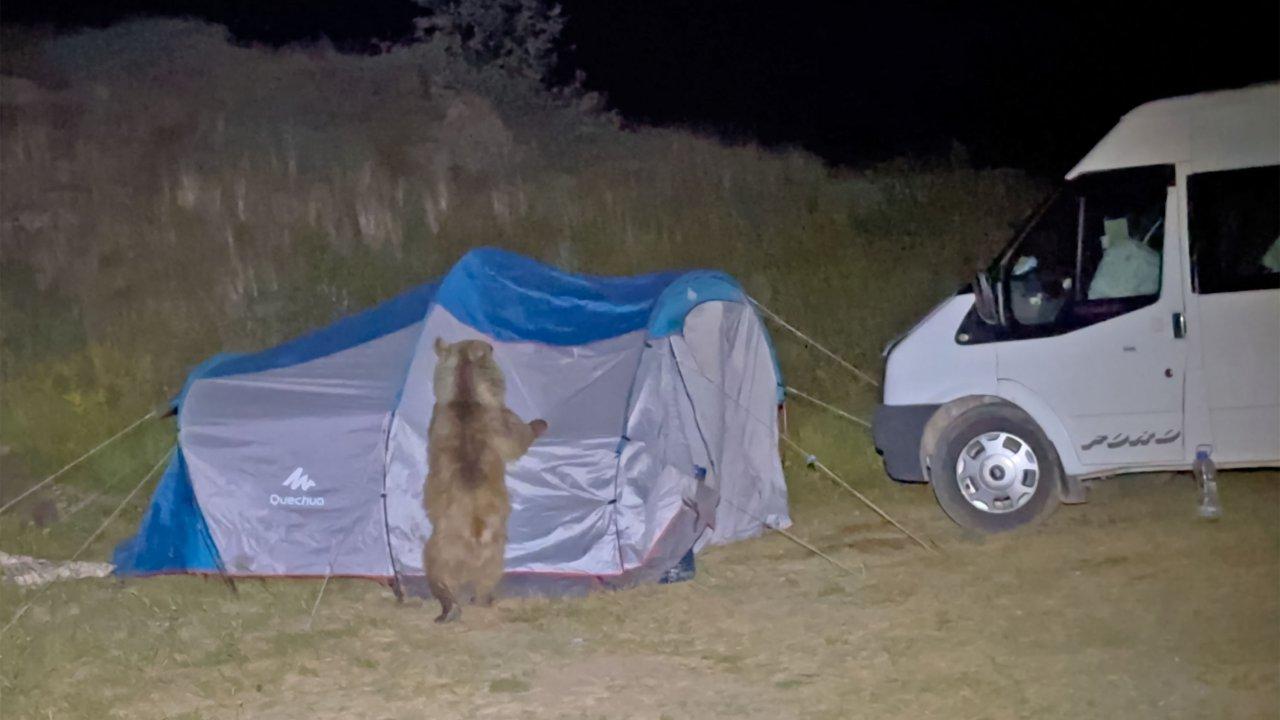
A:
[920,396,1083,505]
[919,396,1007,478]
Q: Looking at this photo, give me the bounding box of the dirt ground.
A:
[3,469,1277,719]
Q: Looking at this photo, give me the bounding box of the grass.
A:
[0,474,1275,718]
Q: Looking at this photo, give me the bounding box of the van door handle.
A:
[1172,312,1187,339]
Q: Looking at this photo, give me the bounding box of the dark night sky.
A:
[3,0,1277,174]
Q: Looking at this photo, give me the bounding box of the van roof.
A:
[1067,82,1279,180]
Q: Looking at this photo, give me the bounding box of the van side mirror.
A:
[972,271,1003,326]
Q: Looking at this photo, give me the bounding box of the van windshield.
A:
[985,165,1171,330]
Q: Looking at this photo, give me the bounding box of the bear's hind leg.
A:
[425,537,462,623]
[473,538,505,609]
[428,574,461,623]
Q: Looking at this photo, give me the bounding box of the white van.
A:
[873,83,1280,532]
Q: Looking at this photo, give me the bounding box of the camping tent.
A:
[114,248,789,595]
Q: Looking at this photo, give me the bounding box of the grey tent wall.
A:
[180,323,423,577]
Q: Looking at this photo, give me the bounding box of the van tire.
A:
[928,404,1061,533]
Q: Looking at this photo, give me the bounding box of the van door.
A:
[995,166,1187,469]
[1186,165,1280,464]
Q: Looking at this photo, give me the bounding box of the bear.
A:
[423,338,547,623]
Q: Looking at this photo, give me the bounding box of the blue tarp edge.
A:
[112,449,220,575]
[434,248,683,345]
[645,269,785,403]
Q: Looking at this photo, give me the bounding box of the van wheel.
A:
[929,404,1061,533]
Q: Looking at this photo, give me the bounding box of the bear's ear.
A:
[434,337,449,357]
[470,342,494,361]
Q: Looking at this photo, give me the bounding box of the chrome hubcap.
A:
[955,431,1039,514]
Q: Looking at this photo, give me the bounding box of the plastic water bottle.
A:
[1193,449,1222,520]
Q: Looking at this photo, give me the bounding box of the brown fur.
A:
[423,338,547,623]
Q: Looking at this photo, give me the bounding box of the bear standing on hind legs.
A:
[424,338,547,623]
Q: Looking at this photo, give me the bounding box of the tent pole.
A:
[378,412,405,603]
[381,491,405,603]
[202,531,238,596]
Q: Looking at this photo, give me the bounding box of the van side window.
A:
[1003,166,1168,332]
[1079,192,1163,302]
[1189,165,1280,294]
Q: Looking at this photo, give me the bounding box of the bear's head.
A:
[432,338,505,406]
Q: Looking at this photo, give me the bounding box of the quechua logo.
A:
[271,467,324,507]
